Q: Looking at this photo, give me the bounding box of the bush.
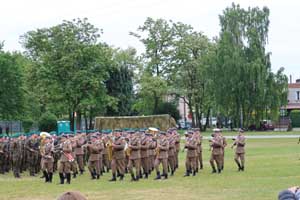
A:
[290,110,300,128]
[155,102,180,122]
[22,119,34,133]
[38,112,57,132]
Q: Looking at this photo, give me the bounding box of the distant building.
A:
[286,79,300,112]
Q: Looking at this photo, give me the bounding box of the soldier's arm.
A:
[113,140,125,150]
[160,142,169,151]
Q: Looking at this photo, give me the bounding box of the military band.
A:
[0,127,246,184]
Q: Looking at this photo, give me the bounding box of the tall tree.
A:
[21,18,112,130]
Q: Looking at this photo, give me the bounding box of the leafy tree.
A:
[0,49,25,120]
[21,18,112,130]
[38,112,57,132]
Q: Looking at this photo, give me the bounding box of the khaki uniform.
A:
[41,142,54,182]
[102,137,111,172]
[174,134,180,169]
[209,135,223,173]
[25,138,39,176]
[111,136,126,178]
[58,139,73,184]
[168,137,176,175]
[185,137,198,176]
[127,136,141,180]
[87,140,103,178]
[154,137,169,179]
[233,135,246,170]
[196,135,203,170]
[74,137,85,173]
[140,137,149,177]
[11,140,22,178]
[148,139,156,172]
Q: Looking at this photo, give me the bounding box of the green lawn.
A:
[178,130,300,136]
[0,138,300,200]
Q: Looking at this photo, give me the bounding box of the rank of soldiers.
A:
[0,128,246,184]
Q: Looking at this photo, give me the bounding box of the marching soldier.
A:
[147,133,156,174]
[209,129,223,174]
[74,134,86,174]
[167,130,176,176]
[220,131,227,170]
[58,135,73,184]
[154,131,169,180]
[87,135,102,179]
[102,134,111,172]
[11,137,22,178]
[173,129,180,170]
[109,129,126,181]
[231,129,246,171]
[41,136,54,183]
[140,132,149,179]
[25,134,40,176]
[127,131,141,181]
[184,131,198,176]
[194,128,203,171]
[70,135,79,178]
[0,137,6,174]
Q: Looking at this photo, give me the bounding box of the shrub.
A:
[155,102,180,122]
[290,110,300,128]
[22,119,34,133]
[38,112,57,132]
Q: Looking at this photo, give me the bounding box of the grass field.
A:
[1,138,300,200]
[179,130,300,136]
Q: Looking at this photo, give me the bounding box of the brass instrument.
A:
[125,142,132,157]
[106,138,113,161]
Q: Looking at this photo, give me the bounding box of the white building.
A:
[286,79,300,111]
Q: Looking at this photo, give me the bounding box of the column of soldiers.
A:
[0,127,246,184]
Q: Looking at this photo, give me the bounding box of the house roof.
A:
[283,103,300,110]
[288,83,300,88]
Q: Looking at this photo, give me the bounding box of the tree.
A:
[0,49,25,120]
[21,18,112,130]
[215,3,288,128]
[105,48,138,116]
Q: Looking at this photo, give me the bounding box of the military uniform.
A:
[196,134,203,171]
[174,132,180,169]
[87,137,103,179]
[74,136,85,174]
[209,134,223,173]
[127,134,141,181]
[25,137,40,176]
[184,133,198,176]
[58,138,73,184]
[41,140,54,182]
[140,136,149,178]
[167,134,176,176]
[154,133,169,180]
[110,135,126,181]
[233,133,246,171]
[11,139,22,178]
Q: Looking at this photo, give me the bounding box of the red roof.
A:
[289,83,300,88]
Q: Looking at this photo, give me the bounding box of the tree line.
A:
[0,3,288,132]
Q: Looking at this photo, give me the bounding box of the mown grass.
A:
[0,138,300,200]
[178,130,300,136]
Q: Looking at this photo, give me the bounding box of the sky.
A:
[1,0,299,80]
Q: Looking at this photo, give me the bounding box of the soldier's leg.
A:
[234,153,241,170]
[184,157,191,176]
[58,161,65,184]
[216,155,222,173]
[221,151,225,170]
[191,157,197,176]
[240,153,245,171]
[109,159,117,181]
[117,158,125,180]
[162,158,168,179]
[143,157,149,178]
[209,155,217,173]
[99,158,103,176]
[95,160,100,179]
[199,151,203,169]
[154,158,162,180]
[48,162,54,183]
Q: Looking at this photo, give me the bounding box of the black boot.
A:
[48,173,53,183]
[80,170,84,175]
[96,174,100,179]
[109,173,117,182]
[59,173,64,184]
[43,171,49,183]
[131,173,136,181]
[184,170,190,177]
[211,167,217,174]
[192,170,196,176]
[154,171,161,180]
[90,172,96,179]
[144,173,148,179]
[218,168,222,174]
[163,173,168,180]
[66,173,71,184]
[170,170,174,176]
[119,174,124,181]
[241,166,244,171]
[73,172,77,178]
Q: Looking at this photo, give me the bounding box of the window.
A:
[297,91,300,101]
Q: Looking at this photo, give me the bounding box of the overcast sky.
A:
[1,0,299,80]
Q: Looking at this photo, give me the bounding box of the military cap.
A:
[187,130,194,134]
[114,129,122,132]
[57,191,87,200]
[159,131,166,135]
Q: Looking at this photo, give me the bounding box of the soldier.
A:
[11,137,22,178]
[140,131,150,179]
[184,131,198,176]
[25,134,40,176]
[0,137,5,174]
[194,128,203,171]
[154,131,169,180]
[209,129,223,174]
[109,129,126,181]
[102,134,111,173]
[87,135,102,179]
[147,133,156,174]
[70,135,79,178]
[173,129,180,170]
[58,135,73,184]
[220,131,227,170]
[74,134,86,174]
[127,131,141,181]
[41,136,54,183]
[167,130,176,176]
[231,129,246,171]
[3,136,10,173]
